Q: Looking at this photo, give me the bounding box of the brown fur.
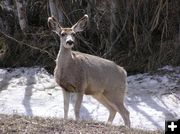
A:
[48,14,130,127]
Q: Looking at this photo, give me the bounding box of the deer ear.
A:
[48,16,61,33]
[72,14,88,33]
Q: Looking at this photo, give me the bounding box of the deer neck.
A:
[56,43,73,67]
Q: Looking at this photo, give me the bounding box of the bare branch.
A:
[0,31,55,60]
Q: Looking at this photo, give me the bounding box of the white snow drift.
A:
[0,66,179,130]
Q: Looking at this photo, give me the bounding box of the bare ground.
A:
[0,114,163,134]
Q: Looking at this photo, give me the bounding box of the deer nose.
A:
[66,40,74,45]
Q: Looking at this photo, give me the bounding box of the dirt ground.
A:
[0,114,163,134]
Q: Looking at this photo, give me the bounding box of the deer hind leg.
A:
[62,89,70,119]
[116,102,130,127]
[93,93,116,125]
[104,91,130,127]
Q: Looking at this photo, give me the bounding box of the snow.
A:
[0,66,179,131]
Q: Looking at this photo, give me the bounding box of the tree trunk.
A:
[15,0,28,32]
[49,0,58,18]
[0,0,16,67]
[49,0,64,25]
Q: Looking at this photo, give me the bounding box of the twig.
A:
[0,31,56,60]
[103,9,129,57]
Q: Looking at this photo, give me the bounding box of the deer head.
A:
[48,15,88,49]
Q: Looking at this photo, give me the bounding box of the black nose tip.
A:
[66,41,74,45]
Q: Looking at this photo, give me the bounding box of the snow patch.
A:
[0,66,179,131]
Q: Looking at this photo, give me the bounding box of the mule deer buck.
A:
[48,14,130,127]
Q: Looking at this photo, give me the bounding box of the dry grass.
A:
[0,114,163,134]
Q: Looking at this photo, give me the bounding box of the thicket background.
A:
[0,0,179,74]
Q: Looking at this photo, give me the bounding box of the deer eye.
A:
[71,32,76,36]
[61,33,66,37]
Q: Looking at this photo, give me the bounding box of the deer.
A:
[48,14,130,127]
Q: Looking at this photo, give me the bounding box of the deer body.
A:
[48,15,130,127]
[55,49,126,95]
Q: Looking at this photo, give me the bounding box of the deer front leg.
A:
[62,89,70,119]
[75,92,83,121]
